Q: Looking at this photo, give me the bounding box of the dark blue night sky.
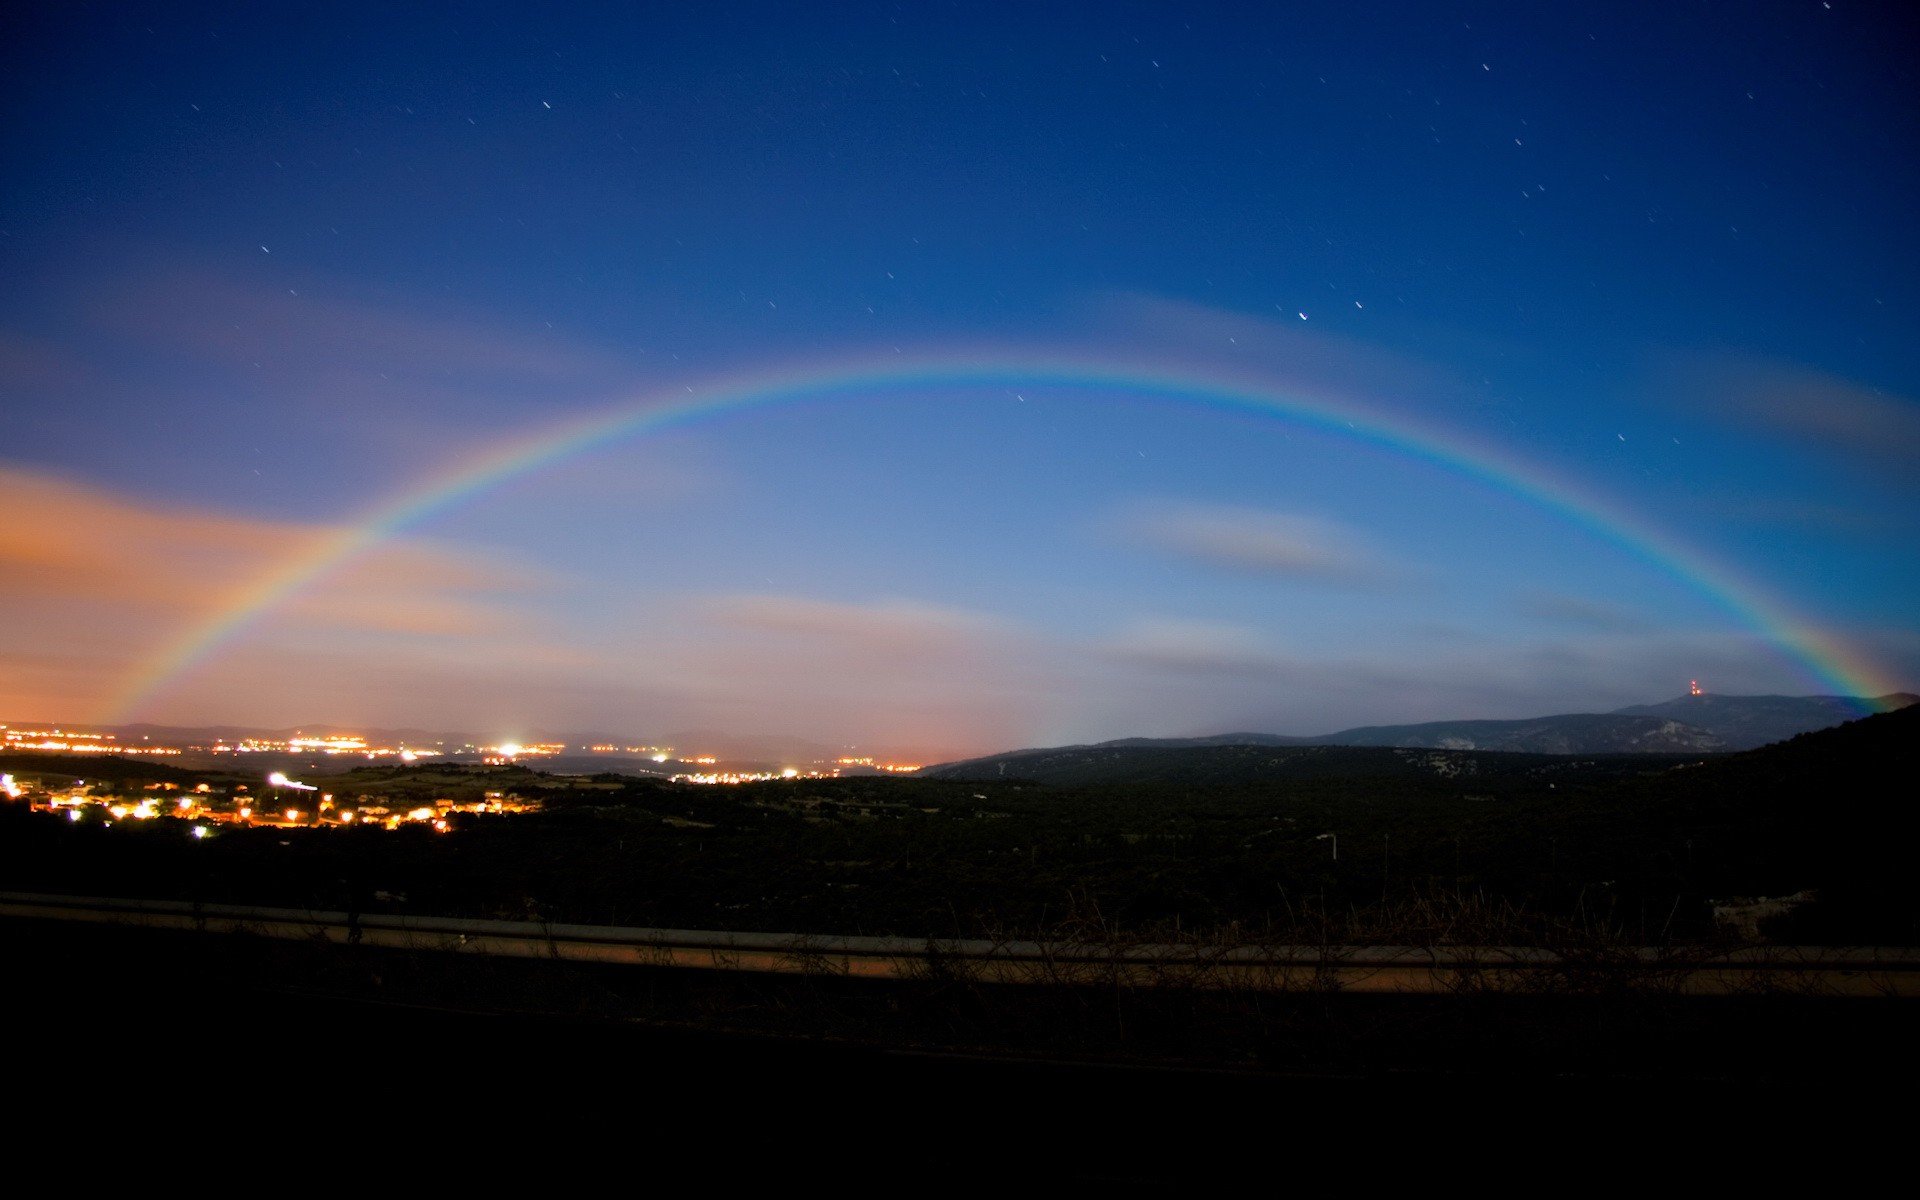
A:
[3,3,1914,756]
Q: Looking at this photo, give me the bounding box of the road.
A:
[4,888,1915,996]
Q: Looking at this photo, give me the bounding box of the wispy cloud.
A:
[1122,500,1392,583]
[703,593,1014,658]
[1516,590,1651,634]
[1692,358,1920,474]
[1,467,307,614]
[0,466,551,632]
[0,466,565,719]
[1098,618,1289,677]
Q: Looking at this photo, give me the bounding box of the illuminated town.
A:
[835,757,925,774]
[2,724,921,775]
[3,768,540,834]
[2,726,185,756]
[0,721,928,833]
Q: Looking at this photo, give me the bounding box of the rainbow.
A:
[101,349,1897,720]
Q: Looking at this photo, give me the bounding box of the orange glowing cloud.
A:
[0,466,560,719]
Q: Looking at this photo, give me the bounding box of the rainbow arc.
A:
[101,350,1896,721]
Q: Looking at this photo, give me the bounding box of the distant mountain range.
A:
[916,742,1706,790]
[1605,693,1913,753]
[922,692,1917,783]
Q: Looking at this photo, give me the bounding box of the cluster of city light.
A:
[480,741,566,763]
[834,756,924,773]
[668,760,921,784]
[674,767,812,784]
[5,725,115,746]
[8,773,539,834]
[4,725,184,755]
[3,724,439,761]
[2,724,929,776]
[670,766,914,784]
[288,735,366,752]
[33,784,243,830]
[5,723,933,794]
[587,744,676,757]
[209,734,444,761]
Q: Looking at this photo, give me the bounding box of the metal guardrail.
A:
[3,890,1915,996]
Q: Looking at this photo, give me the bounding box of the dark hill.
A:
[1614,701,1916,807]
[0,751,214,788]
[1100,732,1311,749]
[1610,692,1917,751]
[925,692,1913,776]
[1297,712,1723,754]
[1476,703,1920,940]
[919,741,1701,788]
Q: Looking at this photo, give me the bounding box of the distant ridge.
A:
[1308,691,1916,753]
[916,742,1697,789]
[922,692,1916,781]
[1608,692,1916,752]
[1094,712,1717,754]
[1291,711,1727,754]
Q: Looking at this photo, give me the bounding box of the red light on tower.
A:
[1689,680,1702,696]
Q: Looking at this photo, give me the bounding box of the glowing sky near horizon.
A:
[1,3,1915,758]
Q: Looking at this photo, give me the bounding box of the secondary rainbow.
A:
[101,350,1896,721]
